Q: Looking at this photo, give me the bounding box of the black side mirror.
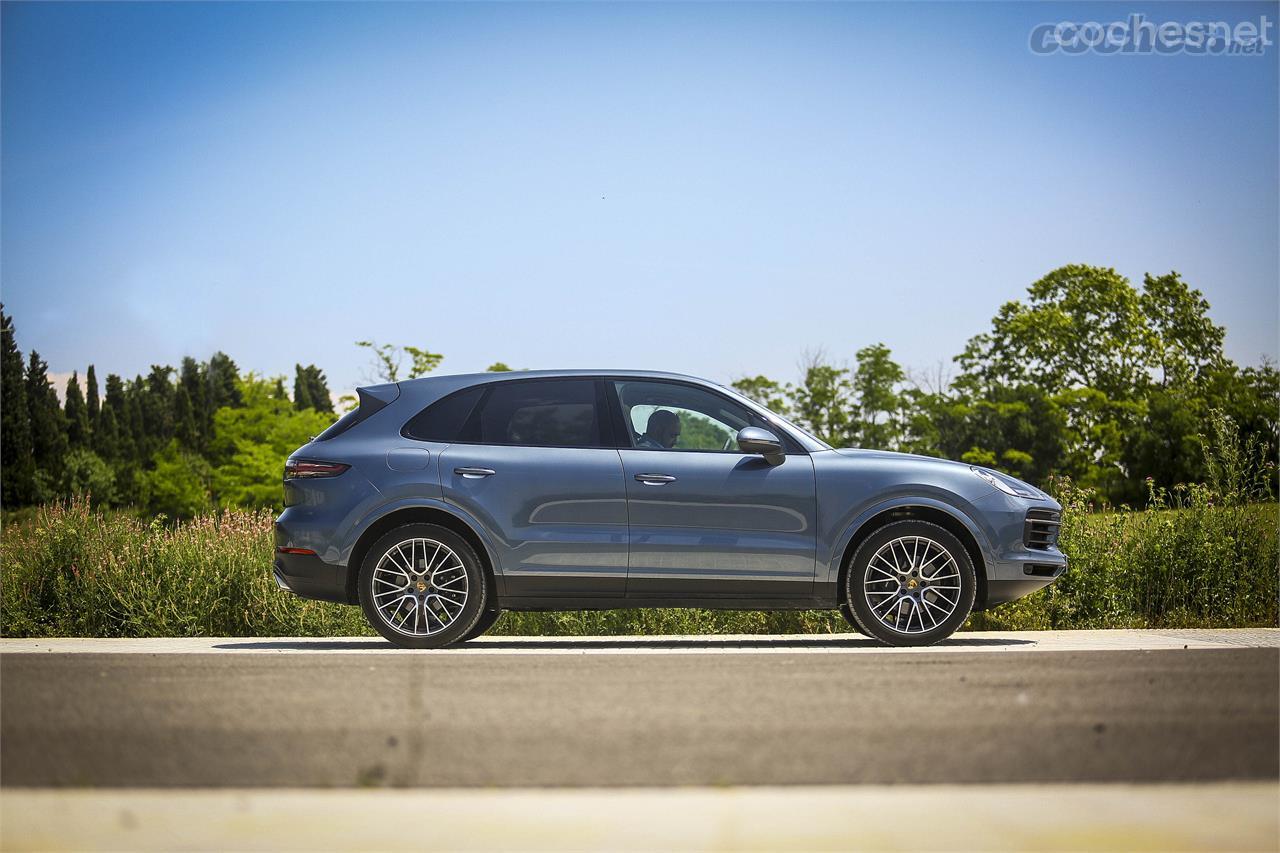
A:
[737,427,785,466]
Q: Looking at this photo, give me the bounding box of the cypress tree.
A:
[65,372,91,448]
[85,365,100,425]
[103,374,134,462]
[94,399,121,461]
[141,365,175,452]
[1,308,35,505]
[206,352,242,412]
[173,385,198,449]
[293,364,314,411]
[26,350,69,487]
[179,357,206,447]
[126,376,149,462]
[305,365,334,414]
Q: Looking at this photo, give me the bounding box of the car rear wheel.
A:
[358,523,488,649]
[844,519,976,647]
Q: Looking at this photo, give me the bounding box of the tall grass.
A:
[3,494,1274,637]
[1,499,369,638]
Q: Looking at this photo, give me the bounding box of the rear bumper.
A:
[273,550,348,605]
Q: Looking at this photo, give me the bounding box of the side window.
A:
[474,380,602,448]
[402,386,484,442]
[613,380,770,453]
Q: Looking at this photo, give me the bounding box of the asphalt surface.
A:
[3,639,1276,788]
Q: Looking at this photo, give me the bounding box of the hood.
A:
[830,448,1052,501]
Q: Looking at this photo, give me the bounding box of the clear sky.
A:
[3,1,1276,396]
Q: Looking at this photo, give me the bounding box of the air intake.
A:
[1024,509,1061,550]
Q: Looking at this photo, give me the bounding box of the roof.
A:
[395,368,709,386]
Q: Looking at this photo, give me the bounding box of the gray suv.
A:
[274,370,1066,648]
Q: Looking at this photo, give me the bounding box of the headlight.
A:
[971,467,1039,499]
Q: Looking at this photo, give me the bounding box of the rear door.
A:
[439,378,628,598]
[610,379,818,600]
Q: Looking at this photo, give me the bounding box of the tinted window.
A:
[402,386,484,442]
[316,391,389,441]
[475,380,601,447]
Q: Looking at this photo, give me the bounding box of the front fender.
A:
[822,492,996,585]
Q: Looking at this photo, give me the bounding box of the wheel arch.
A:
[345,504,499,606]
[833,503,989,611]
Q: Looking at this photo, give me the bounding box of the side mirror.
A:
[737,427,785,466]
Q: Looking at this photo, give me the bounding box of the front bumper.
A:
[973,490,1068,610]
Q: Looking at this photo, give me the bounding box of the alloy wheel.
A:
[371,537,470,637]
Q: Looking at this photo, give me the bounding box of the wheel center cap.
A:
[416,580,427,592]
[905,578,918,590]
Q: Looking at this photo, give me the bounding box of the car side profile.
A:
[274,370,1066,648]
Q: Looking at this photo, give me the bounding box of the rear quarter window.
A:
[402,386,485,442]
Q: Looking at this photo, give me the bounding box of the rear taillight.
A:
[284,459,350,480]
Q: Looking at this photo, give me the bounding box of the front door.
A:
[611,379,818,600]
[440,378,627,598]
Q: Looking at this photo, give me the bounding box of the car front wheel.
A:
[844,520,976,647]
[358,523,488,649]
[460,607,502,642]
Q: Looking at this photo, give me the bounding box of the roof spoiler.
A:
[358,382,401,407]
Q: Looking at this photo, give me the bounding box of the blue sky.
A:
[3,1,1276,396]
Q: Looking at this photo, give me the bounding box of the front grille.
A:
[1024,509,1061,550]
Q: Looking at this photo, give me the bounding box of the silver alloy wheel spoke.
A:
[372,537,469,637]
[862,535,961,635]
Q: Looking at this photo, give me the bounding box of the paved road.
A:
[3,631,1276,788]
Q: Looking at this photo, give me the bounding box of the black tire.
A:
[460,607,502,642]
[358,523,488,649]
[837,602,864,635]
[844,519,976,647]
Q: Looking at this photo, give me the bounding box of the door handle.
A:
[454,467,496,479]
[635,473,676,485]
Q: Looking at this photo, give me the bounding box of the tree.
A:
[791,354,853,447]
[957,265,1153,400]
[173,385,199,448]
[292,364,314,411]
[65,372,91,448]
[293,364,333,413]
[60,448,115,505]
[138,365,176,459]
[487,362,513,373]
[205,351,242,418]
[101,374,134,462]
[304,366,334,413]
[210,375,336,508]
[356,340,443,382]
[140,440,212,518]
[731,375,792,416]
[94,402,121,462]
[25,350,68,497]
[1140,271,1226,386]
[85,365,100,425]
[178,357,207,449]
[1,308,34,505]
[852,343,904,449]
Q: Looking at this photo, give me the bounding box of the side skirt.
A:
[501,594,836,613]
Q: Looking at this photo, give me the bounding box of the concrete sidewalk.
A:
[4,783,1277,852]
[3,627,1277,655]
